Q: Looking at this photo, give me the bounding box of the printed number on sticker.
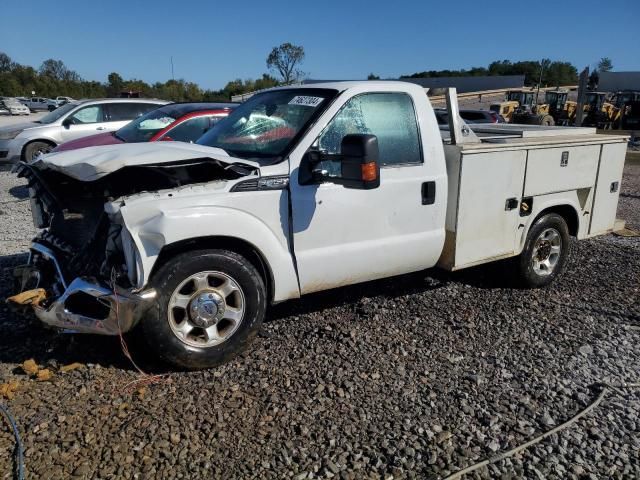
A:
[289,96,324,107]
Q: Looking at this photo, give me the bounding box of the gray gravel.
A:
[0,160,638,479]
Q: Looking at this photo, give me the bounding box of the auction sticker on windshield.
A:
[289,96,324,107]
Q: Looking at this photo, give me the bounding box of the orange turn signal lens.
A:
[361,162,377,182]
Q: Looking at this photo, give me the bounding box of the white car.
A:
[2,98,31,116]
[0,97,169,163]
[47,96,74,111]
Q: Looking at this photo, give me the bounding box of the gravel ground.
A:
[0,160,638,479]
[0,112,46,128]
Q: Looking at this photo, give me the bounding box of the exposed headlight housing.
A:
[121,227,144,288]
[0,129,22,140]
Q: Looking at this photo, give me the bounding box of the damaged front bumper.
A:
[10,242,156,335]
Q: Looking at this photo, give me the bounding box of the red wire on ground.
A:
[111,271,168,392]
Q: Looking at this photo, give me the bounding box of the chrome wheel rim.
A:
[31,145,52,161]
[168,271,245,348]
[531,228,562,276]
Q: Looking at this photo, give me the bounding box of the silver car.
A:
[0,98,169,163]
[2,98,31,116]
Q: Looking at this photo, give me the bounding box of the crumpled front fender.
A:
[119,196,300,302]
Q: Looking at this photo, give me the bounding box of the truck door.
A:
[289,91,446,294]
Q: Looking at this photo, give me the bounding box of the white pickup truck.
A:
[11,81,627,369]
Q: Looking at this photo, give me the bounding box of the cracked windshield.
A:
[197,89,336,159]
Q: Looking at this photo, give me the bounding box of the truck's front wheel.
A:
[516,213,570,288]
[142,249,266,370]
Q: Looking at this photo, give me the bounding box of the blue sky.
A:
[1,0,638,90]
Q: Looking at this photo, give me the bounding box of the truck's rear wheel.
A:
[516,213,570,288]
[141,249,266,369]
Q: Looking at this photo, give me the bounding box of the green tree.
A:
[597,57,613,72]
[107,72,124,96]
[367,73,380,80]
[0,52,12,72]
[266,42,305,84]
[543,61,577,86]
[39,59,69,80]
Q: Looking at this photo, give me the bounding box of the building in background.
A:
[599,72,640,93]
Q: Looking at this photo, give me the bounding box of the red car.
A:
[53,102,238,152]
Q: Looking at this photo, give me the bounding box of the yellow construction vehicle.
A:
[490,90,536,122]
[582,92,621,129]
[510,89,556,126]
[540,89,580,126]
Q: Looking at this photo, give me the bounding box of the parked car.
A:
[1,98,30,116]
[10,82,627,369]
[460,109,505,123]
[21,97,50,111]
[47,96,74,111]
[53,102,237,152]
[434,108,504,125]
[0,98,168,163]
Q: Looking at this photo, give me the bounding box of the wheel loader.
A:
[490,90,536,123]
[582,92,621,129]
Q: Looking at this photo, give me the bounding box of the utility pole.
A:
[171,56,175,80]
[535,59,547,105]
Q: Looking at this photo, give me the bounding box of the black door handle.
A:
[422,181,436,205]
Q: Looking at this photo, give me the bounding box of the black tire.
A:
[141,249,267,370]
[24,141,54,162]
[516,213,570,288]
[540,115,555,126]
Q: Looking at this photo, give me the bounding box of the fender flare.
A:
[517,197,582,254]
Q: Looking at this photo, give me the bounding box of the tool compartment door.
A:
[524,145,599,196]
[589,142,627,235]
[455,150,526,267]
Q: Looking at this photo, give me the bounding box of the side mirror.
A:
[338,134,380,189]
[62,117,73,128]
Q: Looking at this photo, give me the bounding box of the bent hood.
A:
[53,131,122,153]
[33,142,258,181]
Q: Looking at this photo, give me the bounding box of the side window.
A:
[69,105,104,124]
[209,115,227,126]
[318,93,422,168]
[106,103,156,122]
[163,117,211,143]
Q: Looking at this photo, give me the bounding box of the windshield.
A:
[116,107,177,143]
[37,102,79,124]
[197,88,337,159]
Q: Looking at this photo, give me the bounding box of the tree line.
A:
[0,51,283,102]
[0,47,614,101]
[399,58,613,88]
[0,43,305,102]
[401,59,580,86]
